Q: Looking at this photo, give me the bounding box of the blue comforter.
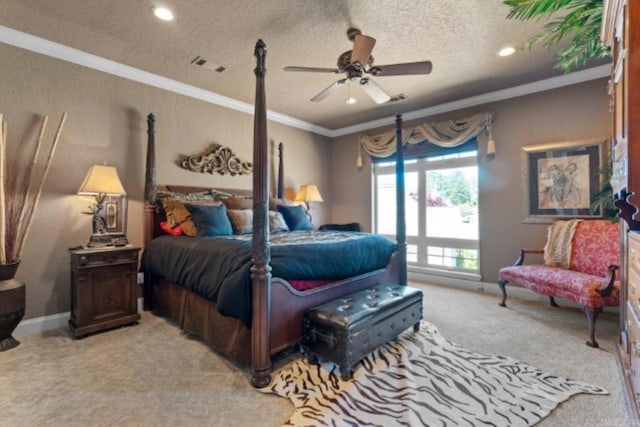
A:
[140,230,396,327]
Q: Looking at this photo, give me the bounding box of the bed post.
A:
[277,142,284,199]
[395,113,407,286]
[143,113,156,310]
[250,39,272,388]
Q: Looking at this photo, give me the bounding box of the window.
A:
[373,145,479,278]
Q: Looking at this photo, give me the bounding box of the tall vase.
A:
[0,261,25,351]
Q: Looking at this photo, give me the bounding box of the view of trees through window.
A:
[374,151,479,275]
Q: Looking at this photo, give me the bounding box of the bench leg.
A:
[549,296,559,307]
[583,306,602,348]
[498,279,508,307]
[340,364,352,381]
[413,322,420,332]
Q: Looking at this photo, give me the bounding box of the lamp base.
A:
[87,234,114,248]
[86,234,128,248]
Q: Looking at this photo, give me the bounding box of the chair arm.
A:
[597,264,619,298]
[514,248,544,266]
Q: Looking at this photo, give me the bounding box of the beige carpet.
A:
[0,282,630,426]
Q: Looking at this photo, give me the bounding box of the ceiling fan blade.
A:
[311,78,347,102]
[350,34,376,65]
[359,78,391,104]
[371,61,433,76]
[284,66,340,73]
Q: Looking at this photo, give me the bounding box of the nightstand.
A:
[69,246,140,338]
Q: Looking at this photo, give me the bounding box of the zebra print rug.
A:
[260,322,607,426]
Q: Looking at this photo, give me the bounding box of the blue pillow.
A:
[185,203,233,236]
[277,204,312,231]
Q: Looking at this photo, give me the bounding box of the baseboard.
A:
[14,298,145,337]
[14,311,70,337]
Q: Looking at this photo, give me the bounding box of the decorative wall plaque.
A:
[179,144,252,176]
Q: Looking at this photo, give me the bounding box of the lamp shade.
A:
[295,184,323,203]
[77,165,126,195]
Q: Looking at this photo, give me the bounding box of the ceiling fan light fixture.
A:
[498,46,516,57]
[152,6,174,21]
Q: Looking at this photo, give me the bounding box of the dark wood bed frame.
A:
[142,40,407,388]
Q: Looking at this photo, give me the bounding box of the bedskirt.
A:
[152,278,252,366]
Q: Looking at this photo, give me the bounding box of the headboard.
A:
[143,112,285,248]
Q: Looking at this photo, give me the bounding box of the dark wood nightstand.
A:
[69,246,140,338]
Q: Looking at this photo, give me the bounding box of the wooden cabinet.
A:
[603,0,640,419]
[69,246,140,338]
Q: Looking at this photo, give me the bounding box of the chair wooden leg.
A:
[583,306,602,348]
[549,296,559,307]
[498,279,508,307]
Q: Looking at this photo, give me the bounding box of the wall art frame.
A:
[521,138,608,223]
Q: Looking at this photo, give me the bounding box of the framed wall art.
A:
[521,138,608,223]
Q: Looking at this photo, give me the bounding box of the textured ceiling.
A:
[0,0,601,130]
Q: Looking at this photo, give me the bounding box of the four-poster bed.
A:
[141,40,407,387]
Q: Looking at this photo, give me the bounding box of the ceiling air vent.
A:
[388,94,407,103]
[191,56,226,73]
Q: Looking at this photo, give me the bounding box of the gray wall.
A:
[1,43,331,319]
[329,79,611,282]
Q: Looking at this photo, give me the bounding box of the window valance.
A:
[358,112,495,161]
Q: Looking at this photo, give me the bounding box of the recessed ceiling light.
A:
[152,6,174,21]
[498,46,516,57]
[345,97,357,105]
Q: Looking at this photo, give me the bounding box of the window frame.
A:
[373,150,480,280]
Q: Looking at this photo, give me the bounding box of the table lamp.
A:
[295,184,323,222]
[78,165,127,247]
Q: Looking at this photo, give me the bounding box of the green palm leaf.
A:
[504,0,610,72]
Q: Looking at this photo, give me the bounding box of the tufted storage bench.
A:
[301,284,423,380]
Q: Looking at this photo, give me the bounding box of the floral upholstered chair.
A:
[498,220,620,348]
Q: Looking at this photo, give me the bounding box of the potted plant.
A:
[0,112,67,351]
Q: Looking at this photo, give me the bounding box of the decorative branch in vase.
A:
[0,112,67,351]
[0,112,67,268]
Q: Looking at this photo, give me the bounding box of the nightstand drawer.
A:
[71,247,138,268]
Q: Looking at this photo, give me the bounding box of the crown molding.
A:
[1,25,610,140]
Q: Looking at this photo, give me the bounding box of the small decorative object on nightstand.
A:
[69,246,140,338]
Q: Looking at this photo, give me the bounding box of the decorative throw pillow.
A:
[157,189,217,202]
[185,203,233,237]
[159,221,184,236]
[227,209,253,234]
[161,200,196,236]
[269,211,289,232]
[277,204,312,231]
[223,197,254,210]
[162,199,221,237]
[210,188,234,199]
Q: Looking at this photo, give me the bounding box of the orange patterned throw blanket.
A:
[544,219,582,268]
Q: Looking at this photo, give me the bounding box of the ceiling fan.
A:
[284,28,432,104]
